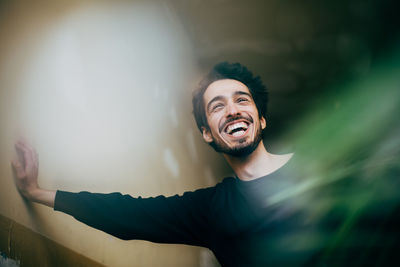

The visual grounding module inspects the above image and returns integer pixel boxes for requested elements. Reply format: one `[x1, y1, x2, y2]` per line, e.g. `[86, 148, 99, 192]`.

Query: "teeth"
[232, 130, 245, 137]
[226, 122, 248, 134]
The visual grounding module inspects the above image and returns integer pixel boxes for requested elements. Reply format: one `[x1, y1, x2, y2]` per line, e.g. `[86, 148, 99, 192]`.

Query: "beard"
[209, 122, 263, 157]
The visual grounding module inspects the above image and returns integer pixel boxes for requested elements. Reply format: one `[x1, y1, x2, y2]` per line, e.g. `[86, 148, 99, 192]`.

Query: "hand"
[12, 140, 40, 199]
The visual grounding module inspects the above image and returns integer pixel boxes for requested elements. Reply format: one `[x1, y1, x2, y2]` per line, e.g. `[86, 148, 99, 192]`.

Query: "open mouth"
[224, 121, 249, 137]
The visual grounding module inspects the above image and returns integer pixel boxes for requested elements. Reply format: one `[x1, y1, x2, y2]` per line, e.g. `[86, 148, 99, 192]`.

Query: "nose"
[225, 101, 240, 117]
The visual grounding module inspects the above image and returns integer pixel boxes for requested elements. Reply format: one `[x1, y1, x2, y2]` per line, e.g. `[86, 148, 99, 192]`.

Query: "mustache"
[219, 115, 253, 133]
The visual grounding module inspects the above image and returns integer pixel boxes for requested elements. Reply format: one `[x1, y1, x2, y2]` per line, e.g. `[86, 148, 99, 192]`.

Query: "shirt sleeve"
[54, 188, 214, 246]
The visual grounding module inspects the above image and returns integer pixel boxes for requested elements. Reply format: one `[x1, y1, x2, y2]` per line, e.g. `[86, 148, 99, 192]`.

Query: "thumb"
[12, 160, 25, 177]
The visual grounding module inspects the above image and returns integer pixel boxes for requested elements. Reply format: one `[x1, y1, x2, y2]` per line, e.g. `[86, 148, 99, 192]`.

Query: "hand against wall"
[12, 140, 40, 199]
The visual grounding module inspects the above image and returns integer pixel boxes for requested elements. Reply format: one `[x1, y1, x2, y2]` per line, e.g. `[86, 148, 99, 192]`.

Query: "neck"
[224, 140, 293, 181]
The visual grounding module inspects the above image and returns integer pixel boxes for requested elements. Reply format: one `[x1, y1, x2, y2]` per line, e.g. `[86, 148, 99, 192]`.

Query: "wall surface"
[0, 1, 226, 266]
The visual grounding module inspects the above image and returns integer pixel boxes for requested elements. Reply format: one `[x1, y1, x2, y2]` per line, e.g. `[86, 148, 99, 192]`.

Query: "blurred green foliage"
[268, 48, 400, 265]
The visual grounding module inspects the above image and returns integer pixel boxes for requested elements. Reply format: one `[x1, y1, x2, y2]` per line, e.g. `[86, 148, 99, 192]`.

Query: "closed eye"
[211, 103, 224, 112]
[237, 97, 249, 103]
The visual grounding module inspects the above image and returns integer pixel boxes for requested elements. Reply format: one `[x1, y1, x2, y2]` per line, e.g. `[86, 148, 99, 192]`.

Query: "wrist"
[24, 188, 56, 208]
[21, 187, 42, 201]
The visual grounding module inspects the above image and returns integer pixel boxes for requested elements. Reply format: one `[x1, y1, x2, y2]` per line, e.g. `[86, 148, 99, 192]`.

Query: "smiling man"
[12, 62, 299, 266]
[203, 79, 265, 157]
[193, 63, 293, 181]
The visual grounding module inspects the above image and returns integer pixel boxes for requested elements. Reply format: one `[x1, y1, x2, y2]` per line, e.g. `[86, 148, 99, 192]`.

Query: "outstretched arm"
[12, 140, 56, 208]
[11, 141, 213, 246]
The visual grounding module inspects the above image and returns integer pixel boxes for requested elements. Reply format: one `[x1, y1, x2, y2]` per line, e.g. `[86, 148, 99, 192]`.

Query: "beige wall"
[0, 1, 228, 266]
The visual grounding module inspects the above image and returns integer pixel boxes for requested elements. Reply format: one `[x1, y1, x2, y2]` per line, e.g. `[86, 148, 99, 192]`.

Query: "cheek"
[208, 114, 222, 130]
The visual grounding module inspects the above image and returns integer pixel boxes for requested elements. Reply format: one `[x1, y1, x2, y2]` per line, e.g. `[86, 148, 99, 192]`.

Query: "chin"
[226, 144, 259, 157]
[211, 137, 261, 157]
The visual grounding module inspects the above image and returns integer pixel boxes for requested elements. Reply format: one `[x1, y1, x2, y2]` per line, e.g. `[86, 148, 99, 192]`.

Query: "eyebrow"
[206, 90, 252, 113]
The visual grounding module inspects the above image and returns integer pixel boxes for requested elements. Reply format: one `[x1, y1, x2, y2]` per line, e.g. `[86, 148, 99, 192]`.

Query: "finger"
[21, 140, 34, 151]
[24, 148, 34, 174]
[15, 143, 26, 167]
[17, 138, 28, 149]
[27, 144, 35, 167]
[16, 142, 33, 173]
[33, 150, 39, 169]
[15, 142, 28, 162]
[20, 141, 37, 168]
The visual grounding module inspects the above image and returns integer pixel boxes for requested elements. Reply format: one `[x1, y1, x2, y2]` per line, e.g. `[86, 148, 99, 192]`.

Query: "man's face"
[202, 79, 266, 157]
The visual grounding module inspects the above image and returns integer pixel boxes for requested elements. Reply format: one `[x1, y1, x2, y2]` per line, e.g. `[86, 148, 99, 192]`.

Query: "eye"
[211, 103, 224, 112]
[237, 97, 249, 103]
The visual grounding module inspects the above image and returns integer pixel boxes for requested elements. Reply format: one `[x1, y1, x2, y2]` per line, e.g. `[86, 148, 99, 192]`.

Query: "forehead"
[203, 79, 251, 104]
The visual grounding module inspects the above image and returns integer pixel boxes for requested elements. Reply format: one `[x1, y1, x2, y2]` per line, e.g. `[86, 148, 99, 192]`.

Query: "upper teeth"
[226, 122, 248, 134]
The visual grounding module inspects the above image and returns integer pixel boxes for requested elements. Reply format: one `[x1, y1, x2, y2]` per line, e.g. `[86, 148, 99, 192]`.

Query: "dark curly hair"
[192, 62, 269, 132]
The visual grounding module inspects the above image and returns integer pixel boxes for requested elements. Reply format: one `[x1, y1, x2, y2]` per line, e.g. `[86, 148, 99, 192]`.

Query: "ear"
[201, 126, 213, 143]
[261, 116, 266, 130]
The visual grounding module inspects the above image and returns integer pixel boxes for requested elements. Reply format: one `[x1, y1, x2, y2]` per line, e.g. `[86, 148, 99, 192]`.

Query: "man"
[12, 62, 298, 266]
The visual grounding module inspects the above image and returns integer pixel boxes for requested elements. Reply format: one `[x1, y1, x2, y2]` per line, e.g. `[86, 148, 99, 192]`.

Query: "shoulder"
[185, 176, 236, 198]
[220, 176, 236, 186]
[214, 176, 237, 192]
[178, 176, 237, 205]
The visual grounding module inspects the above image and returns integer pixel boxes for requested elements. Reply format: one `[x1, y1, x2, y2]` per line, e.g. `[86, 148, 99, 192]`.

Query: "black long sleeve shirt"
[54, 160, 319, 266]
